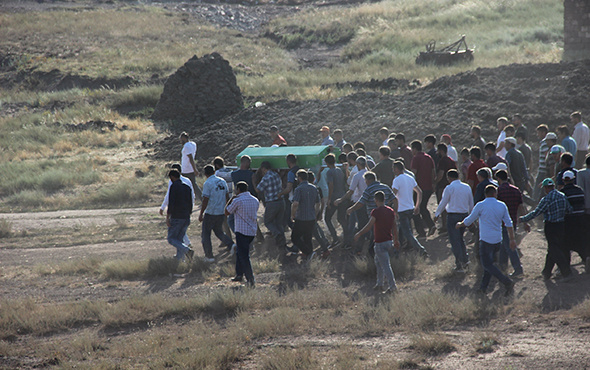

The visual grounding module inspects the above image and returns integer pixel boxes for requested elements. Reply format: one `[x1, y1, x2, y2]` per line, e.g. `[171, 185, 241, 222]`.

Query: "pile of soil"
[153, 59, 590, 165]
[151, 53, 243, 126]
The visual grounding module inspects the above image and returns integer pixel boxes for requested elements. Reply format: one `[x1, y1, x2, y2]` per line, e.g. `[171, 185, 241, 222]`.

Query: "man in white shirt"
[440, 134, 458, 163]
[160, 164, 195, 248]
[179, 132, 202, 201]
[571, 111, 589, 169]
[392, 160, 427, 255]
[496, 117, 508, 158]
[434, 169, 473, 272]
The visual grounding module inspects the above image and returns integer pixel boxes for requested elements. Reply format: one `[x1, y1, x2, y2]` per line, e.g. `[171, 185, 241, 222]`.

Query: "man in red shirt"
[467, 146, 488, 194]
[269, 125, 287, 146]
[410, 140, 436, 237]
[354, 191, 400, 294]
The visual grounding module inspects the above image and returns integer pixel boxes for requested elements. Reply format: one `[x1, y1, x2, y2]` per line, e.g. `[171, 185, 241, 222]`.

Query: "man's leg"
[182, 172, 202, 201]
[501, 225, 523, 274]
[420, 189, 435, 230]
[374, 241, 397, 290]
[313, 222, 330, 252]
[399, 210, 428, 255]
[480, 241, 512, 291]
[211, 214, 233, 248]
[447, 213, 468, 269]
[533, 171, 546, 203]
[168, 218, 190, 260]
[324, 202, 339, 242]
[236, 232, 255, 285]
[299, 220, 315, 256]
[264, 200, 286, 248]
[413, 192, 426, 236]
[201, 214, 215, 259]
[291, 220, 304, 252]
[544, 222, 572, 278]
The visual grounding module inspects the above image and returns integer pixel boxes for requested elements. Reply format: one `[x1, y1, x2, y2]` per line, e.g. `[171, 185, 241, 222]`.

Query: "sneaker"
[510, 270, 523, 277]
[504, 281, 515, 296]
[185, 248, 195, 263]
[454, 267, 466, 274]
[428, 226, 437, 236]
[307, 251, 316, 262]
[204, 257, 215, 263]
[542, 272, 552, 281]
[231, 276, 243, 282]
[286, 245, 299, 254]
[229, 244, 237, 257]
[382, 287, 397, 295]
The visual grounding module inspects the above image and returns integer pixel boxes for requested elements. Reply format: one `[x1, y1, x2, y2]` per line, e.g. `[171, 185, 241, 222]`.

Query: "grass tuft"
[0, 218, 12, 238]
[410, 333, 456, 356]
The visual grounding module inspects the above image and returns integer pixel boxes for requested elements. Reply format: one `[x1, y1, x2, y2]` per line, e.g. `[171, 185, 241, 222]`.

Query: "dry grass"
[410, 333, 456, 356]
[474, 332, 500, 354]
[0, 218, 12, 238]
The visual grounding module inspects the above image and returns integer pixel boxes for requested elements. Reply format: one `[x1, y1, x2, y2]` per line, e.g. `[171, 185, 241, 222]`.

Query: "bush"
[410, 333, 456, 356]
[0, 218, 12, 238]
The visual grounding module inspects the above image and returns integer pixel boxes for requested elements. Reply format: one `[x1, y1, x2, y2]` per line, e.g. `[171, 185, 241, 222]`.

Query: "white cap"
[492, 162, 508, 171]
[563, 170, 575, 180]
[545, 132, 557, 140]
[505, 137, 517, 145]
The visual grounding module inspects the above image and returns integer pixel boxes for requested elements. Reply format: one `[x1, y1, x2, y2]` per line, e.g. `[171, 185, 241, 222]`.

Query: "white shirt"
[347, 165, 358, 186]
[392, 173, 417, 212]
[434, 179, 473, 217]
[181, 141, 197, 174]
[447, 145, 458, 162]
[161, 175, 195, 210]
[463, 197, 513, 244]
[382, 139, 389, 147]
[349, 168, 368, 202]
[573, 121, 590, 151]
[497, 131, 507, 158]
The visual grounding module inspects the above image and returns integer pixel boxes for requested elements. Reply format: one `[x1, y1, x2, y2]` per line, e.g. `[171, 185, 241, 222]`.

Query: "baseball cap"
[492, 162, 508, 171]
[319, 125, 330, 132]
[563, 170, 575, 180]
[545, 132, 557, 140]
[442, 134, 452, 143]
[505, 137, 517, 145]
[549, 145, 565, 154]
[541, 178, 555, 187]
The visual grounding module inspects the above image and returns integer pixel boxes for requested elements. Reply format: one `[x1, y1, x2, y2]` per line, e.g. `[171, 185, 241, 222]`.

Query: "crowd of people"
[161, 112, 590, 294]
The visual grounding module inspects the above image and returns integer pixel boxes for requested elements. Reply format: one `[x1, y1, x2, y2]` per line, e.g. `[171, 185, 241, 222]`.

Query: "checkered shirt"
[497, 182, 523, 225]
[521, 189, 572, 223]
[257, 170, 282, 202]
[227, 192, 260, 236]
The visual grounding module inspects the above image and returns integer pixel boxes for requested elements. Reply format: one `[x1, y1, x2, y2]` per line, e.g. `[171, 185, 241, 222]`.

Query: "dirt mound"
[151, 53, 243, 126]
[321, 77, 421, 92]
[152, 60, 590, 165]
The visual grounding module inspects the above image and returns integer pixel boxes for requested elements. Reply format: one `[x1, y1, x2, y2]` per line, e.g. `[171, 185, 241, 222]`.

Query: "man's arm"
[347, 200, 364, 215]
[506, 226, 517, 250]
[434, 186, 450, 220]
[160, 181, 172, 215]
[435, 169, 444, 184]
[335, 189, 353, 206]
[392, 215, 400, 249]
[225, 195, 237, 216]
[278, 182, 293, 198]
[354, 216, 376, 241]
[199, 197, 209, 222]
[413, 185, 422, 215]
[188, 154, 199, 176]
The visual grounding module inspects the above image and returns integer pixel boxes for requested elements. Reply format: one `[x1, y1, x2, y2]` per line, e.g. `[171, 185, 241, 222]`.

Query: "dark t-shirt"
[411, 152, 435, 191]
[326, 167, 346, 201]
[231, 169, 257, 197]
[371, 205, 395, 243]
[373, 157, 395, 187]
[505, 148, 528, 187]
[436, 156, 457, 189]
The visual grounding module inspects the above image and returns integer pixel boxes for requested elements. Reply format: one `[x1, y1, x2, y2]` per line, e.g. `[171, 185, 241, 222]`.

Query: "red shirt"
[467, 159, 488, 194]
[371, 205, 395, 243]
[411, 152, 435, 191]
[272, 134, 287, 146]
[436, 155, 457, 189]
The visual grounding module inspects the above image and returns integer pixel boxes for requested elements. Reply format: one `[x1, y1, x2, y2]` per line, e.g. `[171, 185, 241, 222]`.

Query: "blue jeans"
[447, 213, 469, 268]
[168, 218, 191, 260]
[398, 210, 427, 254]
[480, 240, 512, 291]
[374, 240, 397, 289]
[499, 225, 523, 273]
[228, 213, 235, 233]
[202, 214, 233, 258]
[325, 201, 347, 242]
[235, 232, 255, 284]
[264, 200, 286, 248]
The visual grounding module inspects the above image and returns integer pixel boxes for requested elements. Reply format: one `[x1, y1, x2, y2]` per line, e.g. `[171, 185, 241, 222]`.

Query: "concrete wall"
[564, 0, 590, 60]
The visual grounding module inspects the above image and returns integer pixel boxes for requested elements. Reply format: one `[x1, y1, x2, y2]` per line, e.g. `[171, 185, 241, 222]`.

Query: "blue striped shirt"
[360, 181, 396, 215]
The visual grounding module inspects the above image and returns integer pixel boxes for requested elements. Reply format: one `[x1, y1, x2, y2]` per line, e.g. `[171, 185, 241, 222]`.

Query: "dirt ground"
[1, 204, 590, 369]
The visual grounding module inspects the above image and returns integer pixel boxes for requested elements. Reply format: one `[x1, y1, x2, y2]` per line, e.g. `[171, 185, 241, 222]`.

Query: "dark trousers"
[201, 214, 233, 258]
[413, 189, 435, 235]
[543, 221, 572, 277]
[291, 219, 315, 256]
[283, 198, 293, 229]
[499, 225, 523, 273]
[447, 213, 468, 268]
[325, 201, 347, 242]
[182, 172, 203, 201]
[235, 232, 255, 283]
[313, 222, 330, 251]
[565, 215, 588, 264]
[480, 241, 512, 291]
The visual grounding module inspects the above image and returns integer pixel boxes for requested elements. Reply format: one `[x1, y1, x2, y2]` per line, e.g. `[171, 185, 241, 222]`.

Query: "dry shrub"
[235, 307, 303, 339]
[100, 259, 149, 280]
[573, 296, 590, 320]
[0, 218, 12, 238]
[410, 333, 456, 356]
[474, 332, 500, 354]
[252, 258, 281, 274]
[38, 257, 104, 276]
[261, 345, 317, 370]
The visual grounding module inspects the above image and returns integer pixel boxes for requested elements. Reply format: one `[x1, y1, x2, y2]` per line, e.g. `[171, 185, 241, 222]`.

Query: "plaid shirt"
[360, 181, 396, 215]
[521, 189, 572, 223]
[257, 170, 282, 202]
[292, 181, 320, 221]
[226, 192, 260, 236]
[497, 182, 523, 226]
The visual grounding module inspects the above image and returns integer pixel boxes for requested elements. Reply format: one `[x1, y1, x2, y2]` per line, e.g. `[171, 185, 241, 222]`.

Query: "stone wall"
[564, 0, 590, 60]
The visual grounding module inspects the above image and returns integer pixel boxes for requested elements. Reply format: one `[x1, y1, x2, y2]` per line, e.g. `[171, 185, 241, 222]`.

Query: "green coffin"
[236, 146, 341, 169]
